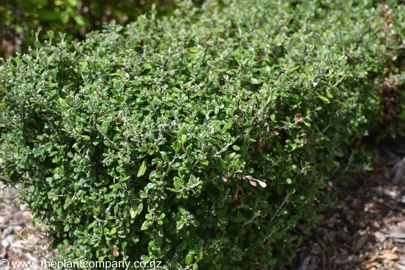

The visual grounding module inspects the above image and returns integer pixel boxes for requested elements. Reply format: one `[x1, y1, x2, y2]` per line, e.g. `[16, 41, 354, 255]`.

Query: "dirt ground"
[293, 138, 405, 270]
[0, 183, 55, 269]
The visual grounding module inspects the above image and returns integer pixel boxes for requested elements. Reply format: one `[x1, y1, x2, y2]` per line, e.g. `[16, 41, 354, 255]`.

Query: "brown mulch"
[293, 139, 405, 270]
[0, 183, 56, 269]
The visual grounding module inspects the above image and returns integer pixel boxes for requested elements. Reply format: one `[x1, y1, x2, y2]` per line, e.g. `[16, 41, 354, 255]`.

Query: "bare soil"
[0, 184, 56, 269]
[293, 138, 405, 270]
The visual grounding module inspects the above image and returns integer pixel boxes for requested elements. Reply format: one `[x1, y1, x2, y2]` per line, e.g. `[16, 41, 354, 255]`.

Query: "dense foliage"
[1, 0, 405, 269]
[0, 0, 194, 58]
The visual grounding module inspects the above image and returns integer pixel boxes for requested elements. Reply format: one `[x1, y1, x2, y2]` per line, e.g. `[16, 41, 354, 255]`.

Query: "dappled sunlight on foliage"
[1, 0, 405, 269]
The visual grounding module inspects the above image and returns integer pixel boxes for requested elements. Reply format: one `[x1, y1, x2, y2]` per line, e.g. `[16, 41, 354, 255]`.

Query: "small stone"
[354, 234, 369, 251]
[372, 220, 380, 229]
[1, 238, 9, 248]
[0, 216, 6, 224]
[0, 247, 5, 258]
[299, 256, 311, 270]
[310, 244, 322, 255]
[328, 231, 337, 242]
[375, 232, 386, 243]
[1, 227, 13, 238]
[13, 225, 23, 233]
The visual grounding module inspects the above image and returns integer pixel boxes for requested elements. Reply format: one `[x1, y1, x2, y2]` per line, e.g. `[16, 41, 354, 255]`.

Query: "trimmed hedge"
[1, 0, 404, 269]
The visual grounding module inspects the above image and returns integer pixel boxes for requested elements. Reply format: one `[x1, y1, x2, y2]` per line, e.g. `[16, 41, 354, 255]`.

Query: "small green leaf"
[326, 90, 333, 99]
[58, 98, 67, 107]
[141, 221, 150, 231]
[160, 151, 169, 162]
[176, 221, 184, 231]
[141, 255, 150, 262]
[316, 94, 329, 102]
[251, 78, 261, 84]
[200, 160, 209, 166]
[137, 161, 147, 177]
[138, 203, 144, 212]
[174, 177, 184, 190]
[186, 254, 193, 265]
[130, 208, 137, 219]
[288, 65, 300, 72]
[81, 135, 91, 141]
[68, 0, 78, 6]
[74, 15, 86, 26]
[101, 122, 109, 134]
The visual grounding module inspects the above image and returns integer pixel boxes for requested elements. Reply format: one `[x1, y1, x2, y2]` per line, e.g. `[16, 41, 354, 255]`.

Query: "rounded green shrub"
[0, 0, 404, 269]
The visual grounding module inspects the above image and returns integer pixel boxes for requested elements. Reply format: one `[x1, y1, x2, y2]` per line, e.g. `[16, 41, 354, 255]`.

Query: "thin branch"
[214, 138, 237, 156]
[344, 152, 354, 172]
[279, 116, 310, 130]
[95, 124, 119, 149]
[174, 182, 201, 194]
[264, 193, 291, 242]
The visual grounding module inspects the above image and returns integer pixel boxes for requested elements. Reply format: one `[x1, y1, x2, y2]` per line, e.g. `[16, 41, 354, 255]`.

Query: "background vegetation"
[0, 0, 208, 58]
[1, 0, 405, 269]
